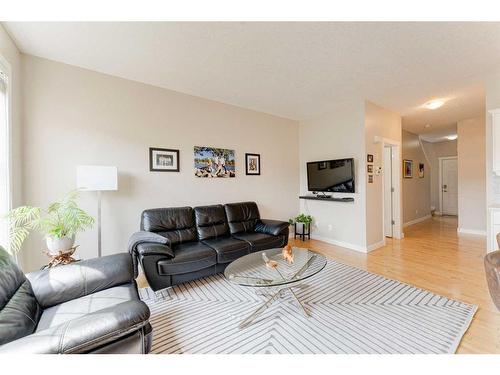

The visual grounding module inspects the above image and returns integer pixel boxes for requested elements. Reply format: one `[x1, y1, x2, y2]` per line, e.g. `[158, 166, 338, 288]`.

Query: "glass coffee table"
[224, 247, 327, 329]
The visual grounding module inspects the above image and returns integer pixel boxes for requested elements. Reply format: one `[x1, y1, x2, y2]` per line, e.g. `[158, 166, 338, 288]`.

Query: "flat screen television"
[306, 158, 355, 193]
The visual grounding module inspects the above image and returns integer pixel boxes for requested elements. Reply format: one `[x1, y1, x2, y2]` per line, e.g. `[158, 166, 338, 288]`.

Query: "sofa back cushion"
[194, 205, 229, 241]
[141, 207, 197, 245]
[0, 247, 42, 345]
[224, 202, 261, 234]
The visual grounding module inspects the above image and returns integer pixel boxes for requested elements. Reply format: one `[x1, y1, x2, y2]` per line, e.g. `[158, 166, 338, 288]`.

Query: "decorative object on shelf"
[367, 164, 373, 173]
[418, 163, 425, 178]
[403, 159, 413, 178]
[43, 245, 79, 268]
[289, 213, 312, 241]
[368, 174, 374, 183]
[77, 165, 118, 257]
[194, 146, 235, 178]
[367, 154, 374, 163]
[7, 190, 94, 255]
[149, 148, 180, 172]
[245, 153, 261, 175]
[282, 244, 294, 264]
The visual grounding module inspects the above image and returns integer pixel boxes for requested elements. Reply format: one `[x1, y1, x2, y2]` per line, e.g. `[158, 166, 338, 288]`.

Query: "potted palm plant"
[7, 190, 94, 255]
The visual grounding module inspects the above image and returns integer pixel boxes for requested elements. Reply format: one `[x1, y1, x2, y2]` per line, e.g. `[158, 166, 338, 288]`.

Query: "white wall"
[298, 98, 367, 251]
[364, 101, 402, 248]
[457, 116, 486, 234]
[20, 55, 300, 271]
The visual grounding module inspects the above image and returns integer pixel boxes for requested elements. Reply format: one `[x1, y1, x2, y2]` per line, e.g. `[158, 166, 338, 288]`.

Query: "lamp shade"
[77, 165, 118, 191]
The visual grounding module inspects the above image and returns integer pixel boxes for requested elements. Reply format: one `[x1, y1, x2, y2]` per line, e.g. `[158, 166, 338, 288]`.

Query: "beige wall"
[298, 99, 367, 251]
[402, 130, 431, 224]
[364, 101, 402, 247]
[421, 139, 457, 212]
[457, 117, 486, 233]
[20, 55, 300, 271]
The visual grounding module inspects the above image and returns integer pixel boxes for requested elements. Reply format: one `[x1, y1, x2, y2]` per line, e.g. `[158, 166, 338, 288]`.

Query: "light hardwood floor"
[289, 215, 500, 354]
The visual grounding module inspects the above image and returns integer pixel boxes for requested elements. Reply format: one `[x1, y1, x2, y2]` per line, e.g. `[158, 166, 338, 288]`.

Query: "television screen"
[307, 158, 355, 193]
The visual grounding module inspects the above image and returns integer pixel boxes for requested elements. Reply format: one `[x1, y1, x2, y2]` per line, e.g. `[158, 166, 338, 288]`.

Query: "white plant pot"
[46, 235, 75, 256]
[295, 222, 309, 234]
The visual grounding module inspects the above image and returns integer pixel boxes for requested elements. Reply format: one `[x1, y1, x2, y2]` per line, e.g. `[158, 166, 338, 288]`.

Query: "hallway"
[290, 216, 500, 353]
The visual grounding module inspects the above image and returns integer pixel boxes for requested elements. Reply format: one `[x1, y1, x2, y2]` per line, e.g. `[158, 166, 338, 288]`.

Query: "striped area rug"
[140, 260, 477, 354]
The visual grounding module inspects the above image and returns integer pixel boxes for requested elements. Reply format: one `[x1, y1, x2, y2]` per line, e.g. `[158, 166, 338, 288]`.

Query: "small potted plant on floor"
[289, 213, 313, 240]
[7, 190, 94, 255]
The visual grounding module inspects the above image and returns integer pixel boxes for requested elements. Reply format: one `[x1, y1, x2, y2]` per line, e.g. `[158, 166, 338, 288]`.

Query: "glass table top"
[224, 247, 327, 287]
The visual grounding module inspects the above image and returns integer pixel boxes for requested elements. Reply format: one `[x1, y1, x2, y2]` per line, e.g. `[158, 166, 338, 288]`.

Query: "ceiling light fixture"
[424, 124, 431, 128]
[446, 135, 458, 141]
[424, 99, 445, 110]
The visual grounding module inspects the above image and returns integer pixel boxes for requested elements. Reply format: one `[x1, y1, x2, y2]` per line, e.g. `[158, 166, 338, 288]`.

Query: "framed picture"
[367, 164, 374, 173]
[368, 174, 373, 183]
[245, 153, 261, 175]
[149, 148, 179, 172]
[367, 154, 374, 163]
[403, 159, 413, 178]
[418, 163, 424, 178]
[194, 146, 235, 178]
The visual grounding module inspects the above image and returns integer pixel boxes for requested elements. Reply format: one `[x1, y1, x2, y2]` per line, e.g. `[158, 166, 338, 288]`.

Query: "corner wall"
[457, 116, 486, 234]
[20, 55, 300, 271]
[298, 99, 367, 251]
[402, 130, 431, 225]
[364, 101, 402, 248]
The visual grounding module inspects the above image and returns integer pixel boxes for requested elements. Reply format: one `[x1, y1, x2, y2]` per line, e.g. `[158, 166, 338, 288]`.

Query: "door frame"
[438, 156, 458, 216]
[376, 136, 402, 240]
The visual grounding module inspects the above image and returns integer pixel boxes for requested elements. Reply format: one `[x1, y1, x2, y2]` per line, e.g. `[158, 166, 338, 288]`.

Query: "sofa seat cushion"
[232, 232, 285, 251]
[36, 283, 139, 332]
[202, 236, 250, 263]
[157, 242, 216, 276]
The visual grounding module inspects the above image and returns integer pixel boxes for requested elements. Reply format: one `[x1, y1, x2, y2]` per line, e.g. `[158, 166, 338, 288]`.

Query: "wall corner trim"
[457, 228, 487, 236]
[403, 214, 432, 228]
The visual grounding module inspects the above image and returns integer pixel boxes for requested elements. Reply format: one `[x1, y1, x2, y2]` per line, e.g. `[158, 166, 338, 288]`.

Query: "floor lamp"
[77, 166, 118, 257]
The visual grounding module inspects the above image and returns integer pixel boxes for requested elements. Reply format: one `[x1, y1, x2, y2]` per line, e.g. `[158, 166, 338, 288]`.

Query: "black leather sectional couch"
[131, 202, 289, 291]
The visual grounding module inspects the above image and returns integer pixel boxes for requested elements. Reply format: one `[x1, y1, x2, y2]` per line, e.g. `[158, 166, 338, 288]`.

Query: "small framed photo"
[367, 154, 374, 163]
[149, 148, 180, 172]
[245, 153, 261, 175]
[403, 159, 413, 178]
[368, 174, 374, 183]
[367, 165, 374, 173]
[418, 163, 424, 178]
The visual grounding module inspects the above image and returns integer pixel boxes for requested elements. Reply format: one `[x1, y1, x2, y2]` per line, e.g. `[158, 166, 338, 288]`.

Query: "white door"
[441, 158, 458, 216]
[384, 147, 393, 237]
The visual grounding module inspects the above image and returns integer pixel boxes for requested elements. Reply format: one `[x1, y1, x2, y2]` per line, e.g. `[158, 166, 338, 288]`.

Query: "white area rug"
[140, 260, 477, 354]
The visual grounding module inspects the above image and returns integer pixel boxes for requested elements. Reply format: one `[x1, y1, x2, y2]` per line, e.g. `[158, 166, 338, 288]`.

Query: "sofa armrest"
[0, 300, 150, 354]
[255, 219, 290, 236]
[136, 242, 174, 258]
[26, 253, 134, 309]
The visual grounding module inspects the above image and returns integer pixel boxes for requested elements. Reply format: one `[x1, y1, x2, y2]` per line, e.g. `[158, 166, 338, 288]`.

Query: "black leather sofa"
[132, 201, 289, 291]
[0, 246, 152, 354]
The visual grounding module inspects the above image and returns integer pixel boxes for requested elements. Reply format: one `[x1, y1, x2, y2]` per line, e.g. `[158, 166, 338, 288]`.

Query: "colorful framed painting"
[194, 146, 235, 178]
[245, 153, 261, 175]
[403, 159, 413, 178]
[418, 163, 424, 178]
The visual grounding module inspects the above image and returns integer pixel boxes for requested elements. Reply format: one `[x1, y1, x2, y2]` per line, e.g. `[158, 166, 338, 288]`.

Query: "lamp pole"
[97, 190, 102, 258]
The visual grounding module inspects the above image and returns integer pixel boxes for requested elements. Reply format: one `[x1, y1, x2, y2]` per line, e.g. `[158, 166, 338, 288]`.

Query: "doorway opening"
[384, 145, 397, 238]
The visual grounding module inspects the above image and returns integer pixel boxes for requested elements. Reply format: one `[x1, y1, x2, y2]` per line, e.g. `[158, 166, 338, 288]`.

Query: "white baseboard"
[457, 228, 487, 236]
[403, 214, 432, 228]
[290, 233, 385, 253]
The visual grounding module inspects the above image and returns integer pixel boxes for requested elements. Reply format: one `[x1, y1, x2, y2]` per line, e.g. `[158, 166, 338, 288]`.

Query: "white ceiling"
[3, 22, 497, 127]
